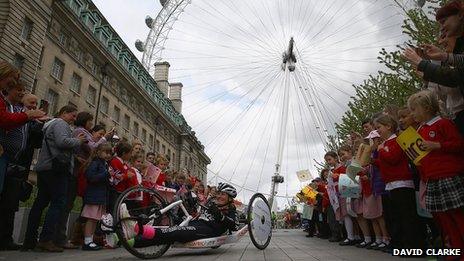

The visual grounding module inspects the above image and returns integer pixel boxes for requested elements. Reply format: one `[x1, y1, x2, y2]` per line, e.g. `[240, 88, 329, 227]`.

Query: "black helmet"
[217, 182, 237, 198]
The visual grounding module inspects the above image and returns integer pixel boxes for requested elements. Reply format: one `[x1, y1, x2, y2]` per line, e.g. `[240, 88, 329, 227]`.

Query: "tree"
[334, 1, 445, 138]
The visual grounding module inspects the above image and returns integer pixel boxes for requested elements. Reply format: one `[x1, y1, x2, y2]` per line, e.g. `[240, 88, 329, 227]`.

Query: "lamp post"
[95, 63, 109, 125]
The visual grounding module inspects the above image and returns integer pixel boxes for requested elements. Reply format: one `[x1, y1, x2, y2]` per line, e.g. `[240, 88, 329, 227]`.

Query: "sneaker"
[339, 239, 356, 246]
[120, 203, 137, 239]
[375, 242, 388, 251]
[35, 241, 63, 252]
[82, 242, 102, 251]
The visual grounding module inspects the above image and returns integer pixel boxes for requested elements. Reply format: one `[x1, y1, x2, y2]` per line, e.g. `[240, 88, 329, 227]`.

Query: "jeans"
[54, 175, 77, 246]
[0, 155, 8, 195]
[24, 170, 68, 244]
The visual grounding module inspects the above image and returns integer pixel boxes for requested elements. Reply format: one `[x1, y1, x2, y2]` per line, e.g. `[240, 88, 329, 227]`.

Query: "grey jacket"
[34, 118, 82, 174]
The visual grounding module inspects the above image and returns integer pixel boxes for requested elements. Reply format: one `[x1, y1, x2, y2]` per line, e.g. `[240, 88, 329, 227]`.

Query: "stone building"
[0, 0, 210, 181]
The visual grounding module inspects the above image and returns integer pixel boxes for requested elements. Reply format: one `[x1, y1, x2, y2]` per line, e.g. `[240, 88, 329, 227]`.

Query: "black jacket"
[418, 37, 464, 96]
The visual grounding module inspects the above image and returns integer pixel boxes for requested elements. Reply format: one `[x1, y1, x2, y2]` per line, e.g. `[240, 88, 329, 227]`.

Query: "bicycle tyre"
[114, 186, 173, 259]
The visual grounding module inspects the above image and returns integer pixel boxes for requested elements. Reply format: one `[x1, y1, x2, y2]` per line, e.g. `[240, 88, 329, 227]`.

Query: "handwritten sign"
[396, 127, 430, 165]
[296, 169, 312, 182]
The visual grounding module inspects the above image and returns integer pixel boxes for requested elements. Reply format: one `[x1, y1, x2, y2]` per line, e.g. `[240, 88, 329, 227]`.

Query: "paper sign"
[338, 174, 361, 198]
[327, 176, 339, 210]
[355, 143, 372, 166]
[396, 127, 430, 165]
[144, 163, 162, 184]
[296, 169, 312, 182]
[302, 186, 318, 204]
[302, 204, 314, 220]
[346, 160, 363, 182]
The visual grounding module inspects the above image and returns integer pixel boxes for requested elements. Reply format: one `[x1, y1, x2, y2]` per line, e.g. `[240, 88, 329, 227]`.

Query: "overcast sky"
[93, 0, 411, 209]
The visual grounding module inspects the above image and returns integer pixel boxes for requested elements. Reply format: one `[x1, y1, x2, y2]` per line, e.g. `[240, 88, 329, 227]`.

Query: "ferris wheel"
[134, 0, 421, 207]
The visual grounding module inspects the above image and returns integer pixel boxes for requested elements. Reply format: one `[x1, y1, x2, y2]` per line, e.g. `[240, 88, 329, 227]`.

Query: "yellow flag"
[396, 127, 430, 165]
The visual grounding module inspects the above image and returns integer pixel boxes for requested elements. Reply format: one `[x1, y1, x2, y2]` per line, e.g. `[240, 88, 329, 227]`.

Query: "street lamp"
[95, 63, 109, 125]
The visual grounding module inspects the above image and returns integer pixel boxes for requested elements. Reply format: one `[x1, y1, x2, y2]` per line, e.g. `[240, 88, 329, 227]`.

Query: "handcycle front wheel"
[247, 193, 272, 250]
[114, 186, 173, 259]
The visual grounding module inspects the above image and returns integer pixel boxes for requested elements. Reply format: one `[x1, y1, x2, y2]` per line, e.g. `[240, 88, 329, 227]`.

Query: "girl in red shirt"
[374, 114, 425, 251]
[409, 90, 464, 251]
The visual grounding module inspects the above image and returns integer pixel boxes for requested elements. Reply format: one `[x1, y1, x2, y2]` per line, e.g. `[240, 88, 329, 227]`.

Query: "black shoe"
[82, 242, 102, 251]
[381, 244, 393, 253]
[339, 239, 356, 246]
[0, 242, 22, 251]
[356, 241, 370, 248]
[328, 237, 340, 242]
[366, 242, 378, 250]
[305, 234, 314, 238]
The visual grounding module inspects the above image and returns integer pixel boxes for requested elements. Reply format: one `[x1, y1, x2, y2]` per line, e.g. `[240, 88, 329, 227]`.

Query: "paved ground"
[0, 230, 410, 261]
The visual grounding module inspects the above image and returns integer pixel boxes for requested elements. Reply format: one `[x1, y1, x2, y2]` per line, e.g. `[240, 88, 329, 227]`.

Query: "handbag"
[5, 164, 33, 202]
[44, 136, 71, 171]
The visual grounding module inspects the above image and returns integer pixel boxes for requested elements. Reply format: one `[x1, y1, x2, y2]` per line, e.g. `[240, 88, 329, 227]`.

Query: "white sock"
[383, 237, 390, 245]
[376, 238, 382, 244]
[364, 236, 371, 243]
[344, 216, 354, 240]
[84, 236, 93, 245]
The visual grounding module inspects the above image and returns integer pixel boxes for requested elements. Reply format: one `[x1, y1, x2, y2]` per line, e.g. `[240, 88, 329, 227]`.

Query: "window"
[142, 129, 147, 142]
[46, 89, 59, 115]
[113, 106, 120, 122]
[51, 58, 65, 81]
[70, 0, 83, 14]
[91, 62, 98, 75]
[133, 122, 139, 137]
[86, 17, 95, 30]
[149, 134, 154, 149]
[167, 149, 171, 160]
[161, 144, 166, 154]
[155, 140, 160, 152]
[123, 114, 130, 130]
[13, 54, 25, 71]
[58, 31, 67, 46]
[20, 17, 33, 40]
[172, 153, 175, 166]
[70, 73, 82, 93]
[100, 96, 109, 114]
[75, 48, 83, 62]
[86, 85, 97, 105]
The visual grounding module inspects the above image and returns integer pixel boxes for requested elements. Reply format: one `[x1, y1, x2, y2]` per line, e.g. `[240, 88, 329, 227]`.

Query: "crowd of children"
[299, 89, 464, 259]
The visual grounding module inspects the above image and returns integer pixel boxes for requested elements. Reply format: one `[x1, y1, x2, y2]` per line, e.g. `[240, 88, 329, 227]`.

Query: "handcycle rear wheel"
[247, 193, 272, 250]
[114, 186, 173, 259]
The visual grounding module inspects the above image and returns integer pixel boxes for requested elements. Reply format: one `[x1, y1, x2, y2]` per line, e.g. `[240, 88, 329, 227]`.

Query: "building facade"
[0, 0, 210, 181]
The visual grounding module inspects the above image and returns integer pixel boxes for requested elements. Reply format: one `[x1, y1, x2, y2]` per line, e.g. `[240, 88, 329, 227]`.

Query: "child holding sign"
[408, 90, 464, 251]
[339, 145, 373, 248]
[324, 152, 343, 243]
[373, 115, 425, 251]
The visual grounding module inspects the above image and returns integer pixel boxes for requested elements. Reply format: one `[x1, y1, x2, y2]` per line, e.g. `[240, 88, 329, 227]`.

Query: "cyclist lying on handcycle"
[121, 182, 239, 245]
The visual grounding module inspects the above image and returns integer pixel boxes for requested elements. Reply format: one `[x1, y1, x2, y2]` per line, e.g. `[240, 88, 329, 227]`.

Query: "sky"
[93, 0, 413, 209]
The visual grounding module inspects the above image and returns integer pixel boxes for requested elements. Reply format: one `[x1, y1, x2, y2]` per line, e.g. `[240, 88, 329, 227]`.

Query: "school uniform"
[417, 116, 464, 250]
[376, 134, 425, 250]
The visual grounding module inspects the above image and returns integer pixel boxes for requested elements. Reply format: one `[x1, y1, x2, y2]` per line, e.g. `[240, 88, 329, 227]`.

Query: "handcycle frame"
[114, 186, 272, 259]
[147, 198, 250, 249]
